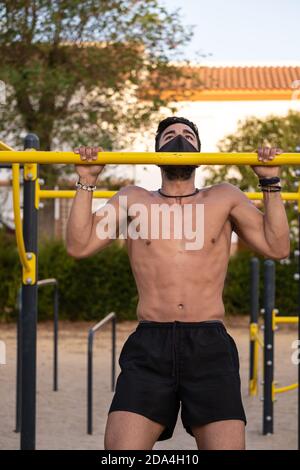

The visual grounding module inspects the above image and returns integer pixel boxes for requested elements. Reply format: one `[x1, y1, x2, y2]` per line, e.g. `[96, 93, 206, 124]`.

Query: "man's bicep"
[93, 193, 128, 241]
[228, 189, 273, 257]
[230, 196, 264, 236]
[79, 192, 128, 257]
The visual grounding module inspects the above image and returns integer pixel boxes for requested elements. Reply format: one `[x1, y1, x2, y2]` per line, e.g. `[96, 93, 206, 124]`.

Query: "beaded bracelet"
[75, 180, 97, 192]
[261, 186, 282, 192]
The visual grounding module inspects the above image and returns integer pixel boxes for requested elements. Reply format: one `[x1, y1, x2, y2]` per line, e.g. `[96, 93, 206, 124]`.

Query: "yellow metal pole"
[249, 322, 259, 396]
[0, 151, 300, 165]
[37, 190, 300, 200]
[274, 316, 299, 324]
[2, 139, 31, 272]
[39, 190, 117, 199]
[3, 140, 36, 280]
[0, 140, 14, 151]
[253, 338, 259, 394]
[275, 383, 298, 394]
[249, 338, 259, 396]
[246, 192, 300, 200]
[12, 164, 31, 272]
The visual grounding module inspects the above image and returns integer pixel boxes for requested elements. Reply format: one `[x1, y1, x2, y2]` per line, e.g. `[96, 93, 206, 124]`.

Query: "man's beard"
[160, 165, 197, 181]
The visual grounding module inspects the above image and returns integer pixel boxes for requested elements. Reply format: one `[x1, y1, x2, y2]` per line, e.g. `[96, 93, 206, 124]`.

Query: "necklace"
[158, 188, 200, 198]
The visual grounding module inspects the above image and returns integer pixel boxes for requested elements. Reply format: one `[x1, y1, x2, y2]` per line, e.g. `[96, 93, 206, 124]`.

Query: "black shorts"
[108, 320, 247, 441]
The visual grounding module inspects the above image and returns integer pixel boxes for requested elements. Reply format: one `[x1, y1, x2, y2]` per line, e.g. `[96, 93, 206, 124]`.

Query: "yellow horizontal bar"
[40, 190, 117, 199]
[246, 192, 300, 201]
[275, 383, 298, 394]
[1, 151, 300, 165]
[39, 189, 300, 201]
[274, 316, 299, 324]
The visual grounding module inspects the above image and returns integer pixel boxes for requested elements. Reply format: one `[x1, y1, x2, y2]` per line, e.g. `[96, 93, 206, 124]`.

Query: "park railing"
[263, 261, 299, 434]
[249, 256, 299, 435]
[37, 279, 59, 392]
[87, 312, 116, 435]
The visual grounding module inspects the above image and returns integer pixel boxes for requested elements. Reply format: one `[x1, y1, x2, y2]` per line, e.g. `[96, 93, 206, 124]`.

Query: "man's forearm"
[66, 176, 97, 254]
[263, 189, 290, 257]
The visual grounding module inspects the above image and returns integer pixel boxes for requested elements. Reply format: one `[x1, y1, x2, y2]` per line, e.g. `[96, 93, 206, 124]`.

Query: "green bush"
[0, 228, 298, 322]
[37, 239, 138, 321]
[224, 248, 298, 316]
[0, 229, 21, 322]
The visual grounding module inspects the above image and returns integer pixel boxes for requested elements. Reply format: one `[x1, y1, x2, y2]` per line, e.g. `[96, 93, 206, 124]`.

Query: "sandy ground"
[0, 318, 298, 450]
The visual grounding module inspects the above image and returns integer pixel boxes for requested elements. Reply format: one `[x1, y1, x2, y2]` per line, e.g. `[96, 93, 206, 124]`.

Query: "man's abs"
[124, 185, 234, 322]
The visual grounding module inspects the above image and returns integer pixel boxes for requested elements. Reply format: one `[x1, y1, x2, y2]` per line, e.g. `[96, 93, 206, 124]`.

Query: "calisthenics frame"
[0, 134, 299, 450]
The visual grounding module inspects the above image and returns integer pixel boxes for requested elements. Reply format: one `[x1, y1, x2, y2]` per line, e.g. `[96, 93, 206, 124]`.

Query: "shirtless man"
[66, 116, 290, 450]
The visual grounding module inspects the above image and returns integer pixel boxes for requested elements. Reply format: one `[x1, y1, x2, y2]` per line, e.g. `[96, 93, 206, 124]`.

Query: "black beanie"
[155, 116, 201, 152]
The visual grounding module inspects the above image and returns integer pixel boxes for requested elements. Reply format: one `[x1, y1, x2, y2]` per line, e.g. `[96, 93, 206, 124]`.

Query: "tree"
[202, 110, 300, 244]
[0, 0, 197, 185]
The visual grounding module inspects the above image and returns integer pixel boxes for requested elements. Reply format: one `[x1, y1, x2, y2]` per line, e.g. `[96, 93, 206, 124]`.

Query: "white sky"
[162, 0, 300, 64]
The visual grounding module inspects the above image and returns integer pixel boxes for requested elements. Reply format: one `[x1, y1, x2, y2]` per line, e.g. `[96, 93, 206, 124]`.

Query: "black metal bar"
[36, 279, 59, 391]
[20, 133, 40, 450]
[112, 316, 116, 392]
[298, 212, 300, 450]
[249, 257, 259, 390]
[293, 155, 300, 450]
[87, 330, 93, 435]
[87, 312, 116, 435]
[263, 259, 275, 435]
[15, 279, 59, 433]
[53, 284, 59, 392]
[15, 286, 22, 433]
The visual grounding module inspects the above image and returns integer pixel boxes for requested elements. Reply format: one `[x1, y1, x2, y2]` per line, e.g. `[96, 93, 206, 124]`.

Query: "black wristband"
[258, 176, 281, 187]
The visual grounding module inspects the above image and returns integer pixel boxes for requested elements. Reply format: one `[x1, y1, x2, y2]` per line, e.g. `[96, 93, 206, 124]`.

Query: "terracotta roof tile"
[156, 66, 300, 91]
[191, 66, 300, 90]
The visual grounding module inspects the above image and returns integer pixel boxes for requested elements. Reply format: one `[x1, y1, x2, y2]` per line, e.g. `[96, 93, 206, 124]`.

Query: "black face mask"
[158, 135, 199, 181]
